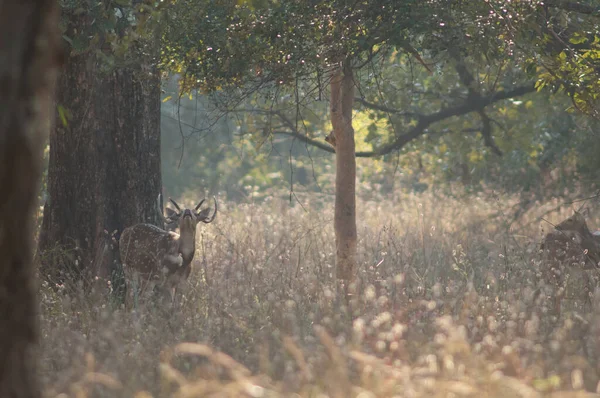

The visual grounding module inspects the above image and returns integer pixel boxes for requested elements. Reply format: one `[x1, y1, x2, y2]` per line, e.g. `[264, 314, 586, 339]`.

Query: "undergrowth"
[39, 189, 600, 397]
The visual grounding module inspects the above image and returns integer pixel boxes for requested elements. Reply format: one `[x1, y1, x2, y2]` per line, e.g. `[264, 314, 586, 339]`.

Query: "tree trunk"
[0, 0, 61, 396]
[330, 63, 357, 289]
[37, 7, 162, 296]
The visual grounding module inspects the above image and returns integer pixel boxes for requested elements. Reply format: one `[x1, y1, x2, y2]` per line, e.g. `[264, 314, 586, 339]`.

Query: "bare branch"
[241, 82, 536, 158]
[353, 46, 383, 70]
[272, 130, 335, 153]
[450, 51, 478, 98]
[354, 97, 421, 119]
[479, 110, 503, 156]
[361, 83, 536, 157]
[545, 0, 600, 15]
[451, 51, 503, 156]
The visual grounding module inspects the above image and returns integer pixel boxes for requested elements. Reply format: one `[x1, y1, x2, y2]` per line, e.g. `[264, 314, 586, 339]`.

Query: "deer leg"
[123, 272, 130, 310]
[125, 270, 137, 311]
[146, 279, 159, 306]
[170, 285, 178, 308]
[554, 288, 564, 318]
[151, 284, 167, 309]
[160, 256, 183, 309]
[134, 272, 156, 310]
[132, 273, 140, 311]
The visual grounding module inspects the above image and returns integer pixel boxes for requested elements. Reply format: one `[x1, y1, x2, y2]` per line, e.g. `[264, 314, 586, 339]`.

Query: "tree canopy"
[158, 0, 599, 151]
[50, 0, 600, 203]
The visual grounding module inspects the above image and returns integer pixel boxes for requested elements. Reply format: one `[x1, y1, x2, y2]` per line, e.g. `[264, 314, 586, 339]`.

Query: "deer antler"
[168, 198, 182, 215]
[194, 199, 206, 212]
[200, 196, 218, 224]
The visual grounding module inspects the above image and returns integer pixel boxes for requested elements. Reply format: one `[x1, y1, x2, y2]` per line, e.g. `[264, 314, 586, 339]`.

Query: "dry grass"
[39, 189, 600, 397]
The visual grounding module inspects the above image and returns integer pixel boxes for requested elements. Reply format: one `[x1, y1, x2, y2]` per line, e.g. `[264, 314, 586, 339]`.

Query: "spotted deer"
[119, 194, 217, 308]
[540, 211, 600, 316]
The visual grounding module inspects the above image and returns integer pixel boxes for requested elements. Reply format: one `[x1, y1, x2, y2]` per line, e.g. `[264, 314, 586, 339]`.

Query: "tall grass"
[39, 189, 600, 397]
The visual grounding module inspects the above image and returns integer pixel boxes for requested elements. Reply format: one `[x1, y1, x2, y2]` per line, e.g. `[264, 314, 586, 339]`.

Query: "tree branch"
[545, 0, 600, 16]
[451, 51, 503, 156]
[234, 83, 536, 158]
[361, 83, 536, 157]
[271, 130, 335, 153]
[478, 110, 502, 156]
[354, 97, 422, 119]
[426, 84, 536, 123]
[449, 48, 478, 99]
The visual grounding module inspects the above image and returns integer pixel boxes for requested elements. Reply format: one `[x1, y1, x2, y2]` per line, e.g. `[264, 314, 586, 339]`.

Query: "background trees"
[157, 0, 599, 286]
[37, 1, 164, 294]
[30, 0, 600, 395]
[35, 0, 599, 293]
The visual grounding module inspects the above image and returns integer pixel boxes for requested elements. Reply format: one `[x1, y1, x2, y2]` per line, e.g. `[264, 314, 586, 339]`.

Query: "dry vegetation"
[39, 188, 600, 397]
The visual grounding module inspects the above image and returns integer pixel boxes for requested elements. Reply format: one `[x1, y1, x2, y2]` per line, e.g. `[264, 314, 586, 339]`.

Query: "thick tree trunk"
[37, 9, 162, 295]
[330, 63, 357, 289]
[0, 0, 61, 396]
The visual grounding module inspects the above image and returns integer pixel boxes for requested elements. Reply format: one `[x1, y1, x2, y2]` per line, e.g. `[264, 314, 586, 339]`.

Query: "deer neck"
[178, 227, 196, 265]
[580, 223, 591, 236]
[571, 221, 592, 236]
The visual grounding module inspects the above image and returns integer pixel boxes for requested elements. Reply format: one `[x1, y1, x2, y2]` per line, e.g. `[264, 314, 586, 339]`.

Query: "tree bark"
[0, 0, 61, 396]
[36, 5, 162, 295]
[330, 63, 357, 289]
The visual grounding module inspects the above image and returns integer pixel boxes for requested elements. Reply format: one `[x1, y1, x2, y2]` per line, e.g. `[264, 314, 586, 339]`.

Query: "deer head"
[119, 194, 217, 309]
[555, 210, 591, 236]
[157, 195, 216, 241]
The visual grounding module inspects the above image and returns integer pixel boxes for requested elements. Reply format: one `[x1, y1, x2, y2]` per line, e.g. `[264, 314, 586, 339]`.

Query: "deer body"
[540, 211, 600, 316]
[119, 195, 217, 308]
[548, 211, 600, 267]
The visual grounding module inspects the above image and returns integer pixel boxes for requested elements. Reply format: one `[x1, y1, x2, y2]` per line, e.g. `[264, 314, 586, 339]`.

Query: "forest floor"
[38, 189, 600, 397]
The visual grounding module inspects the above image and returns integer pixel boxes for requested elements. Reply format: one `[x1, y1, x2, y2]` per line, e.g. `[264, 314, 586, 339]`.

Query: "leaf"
[57, 105, 71, 128]
[534, 80, 546, 91]
[71, 35, 89, 53]
[162, 96, 173, 103]
[569, 33, 587, 45]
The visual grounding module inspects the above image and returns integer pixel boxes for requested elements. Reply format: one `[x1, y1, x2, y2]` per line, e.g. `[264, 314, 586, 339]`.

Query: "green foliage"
[57, 0, 600, 200]
[160, 0, 447, 94]
[527, 5, 600, 117]
[59, 0, 164, 72]
[160, 62, 600, 202]
[536, 33, 600, 116]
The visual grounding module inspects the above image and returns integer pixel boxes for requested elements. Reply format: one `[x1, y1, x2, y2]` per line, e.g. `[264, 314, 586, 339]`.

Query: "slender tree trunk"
[330, 63, 357, 289]
[0, 0, 61, 396]
[36, 6, 162, 297]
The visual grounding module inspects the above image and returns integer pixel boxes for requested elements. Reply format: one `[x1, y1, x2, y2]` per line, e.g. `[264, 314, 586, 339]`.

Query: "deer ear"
[575, 203, 590, 216]
[197, 207, 212, 220]
[165, 207, 178, 219]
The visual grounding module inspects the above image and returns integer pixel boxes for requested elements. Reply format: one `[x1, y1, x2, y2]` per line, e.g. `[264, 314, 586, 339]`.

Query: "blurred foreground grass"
[39, 189, 600, 397]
